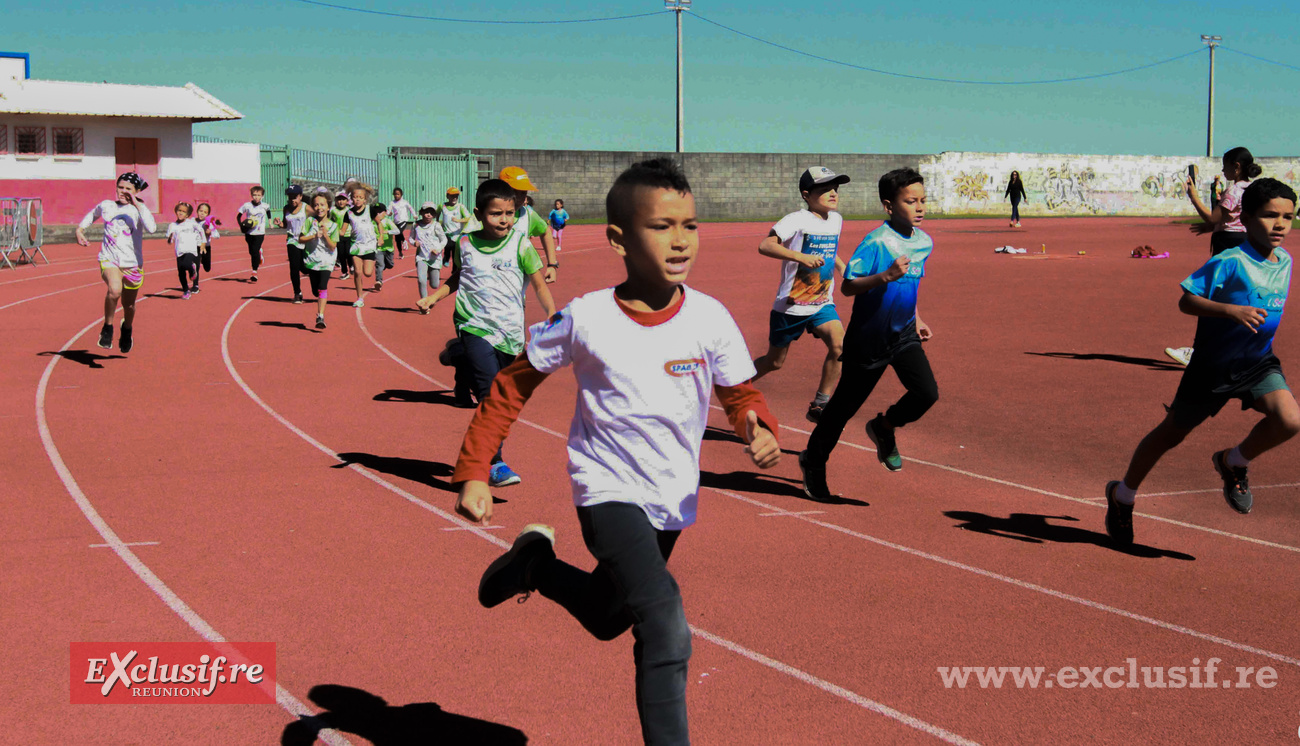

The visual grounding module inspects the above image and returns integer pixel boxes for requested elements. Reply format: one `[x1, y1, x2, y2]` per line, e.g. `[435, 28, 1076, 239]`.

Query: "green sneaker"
[865, 414, 903, 471]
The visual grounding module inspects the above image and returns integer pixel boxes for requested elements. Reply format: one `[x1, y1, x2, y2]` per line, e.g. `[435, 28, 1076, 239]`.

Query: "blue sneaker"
[489, 462, 522, 488]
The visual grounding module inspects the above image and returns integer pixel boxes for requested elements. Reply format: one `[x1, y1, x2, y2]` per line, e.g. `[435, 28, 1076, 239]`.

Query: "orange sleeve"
[452, 356, 550, 484]
[714, 382, 779, 442]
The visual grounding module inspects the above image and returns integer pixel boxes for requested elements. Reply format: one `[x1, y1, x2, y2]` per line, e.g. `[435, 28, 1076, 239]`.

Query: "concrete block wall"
[393, 146, 1300, 221]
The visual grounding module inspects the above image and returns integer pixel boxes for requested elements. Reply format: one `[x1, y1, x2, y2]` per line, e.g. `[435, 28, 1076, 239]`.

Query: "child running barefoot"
[166, 202, 205, 300]
[236, 185, 271, 283]
[547, 198, 569, 251]
[342, 186, 378, 307]
[1105, 180, 1298, 545]
[195, 202, 220, 291]
[409, 202, 447, 313]
[799, 168, 939, 500]
[300, 193, 339, 330]
[1166, 146, 1264, 367]
[751, 166, 850, 422]
[417, 178, 557, 487]
[76, 172, 156, 354]
[453, 159, 780, 744]
[371, 203, 397, 292]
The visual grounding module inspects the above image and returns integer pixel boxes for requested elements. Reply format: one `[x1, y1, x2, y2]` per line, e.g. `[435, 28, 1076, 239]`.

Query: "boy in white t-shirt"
[166, 202, 206, 300]
[451, 159, 780, 744]
[752, 166, 850, 422]
[236, 185, 271, 283]
[408, 202, 448, 310]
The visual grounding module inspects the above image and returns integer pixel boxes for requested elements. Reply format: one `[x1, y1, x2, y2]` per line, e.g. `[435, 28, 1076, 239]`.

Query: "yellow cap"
[446, 187, 460, 195]
[499, 166, 538, 191]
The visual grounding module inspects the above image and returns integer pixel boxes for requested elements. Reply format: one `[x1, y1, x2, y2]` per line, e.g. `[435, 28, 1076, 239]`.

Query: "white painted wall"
[192, 141, 259, 184]
[0, 115, 191, 179]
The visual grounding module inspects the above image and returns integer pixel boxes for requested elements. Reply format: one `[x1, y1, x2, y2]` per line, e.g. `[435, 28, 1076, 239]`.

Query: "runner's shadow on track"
[944, 510, 1195, 560]
[702, 426, 800, 456]
[244, 295, 356, 307]
[281, 684, 527, 746]
[374, 389, 470, 408]
[258, 320, 318, 333]
[700, 469, 869, 507]
[37, 349, 125, 369]
[374, 306, 422, 314]
[1025, 351, 1184, 372]
[333, 451, 459, 494]
[142, 291, 185, 299]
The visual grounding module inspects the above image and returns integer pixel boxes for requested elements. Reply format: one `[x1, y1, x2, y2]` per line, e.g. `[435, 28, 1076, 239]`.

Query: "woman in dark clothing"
[1005, 171, 1028, 227]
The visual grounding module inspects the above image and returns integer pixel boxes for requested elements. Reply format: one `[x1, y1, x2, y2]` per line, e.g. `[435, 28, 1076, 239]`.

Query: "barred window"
[0, 125, 7, 154]
[53, 127, 84, 156]
[16, 126, 45, 155]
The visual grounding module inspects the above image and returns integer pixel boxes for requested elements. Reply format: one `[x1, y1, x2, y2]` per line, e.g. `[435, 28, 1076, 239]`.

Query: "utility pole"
[666, 0, 691, 153]
[1201, 35, 1221, 157]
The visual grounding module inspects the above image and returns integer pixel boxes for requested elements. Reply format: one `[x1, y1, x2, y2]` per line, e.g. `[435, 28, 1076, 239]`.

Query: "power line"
[690, 13, 1204, 85]
[282, 0, 670, 24]
[1220, 46, 1300, 73]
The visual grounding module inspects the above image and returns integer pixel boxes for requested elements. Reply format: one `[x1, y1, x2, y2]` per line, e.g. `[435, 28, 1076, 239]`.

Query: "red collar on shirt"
[614, 288, 686, 327]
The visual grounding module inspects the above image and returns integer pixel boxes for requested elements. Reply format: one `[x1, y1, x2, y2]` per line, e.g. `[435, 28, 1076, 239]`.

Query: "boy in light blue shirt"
[1106, 179, 1299, 545]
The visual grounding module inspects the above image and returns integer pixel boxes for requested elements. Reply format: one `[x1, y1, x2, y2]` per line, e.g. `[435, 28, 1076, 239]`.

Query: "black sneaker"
[249, 273, 258, 283]
[798, 451, 833, 502]
[118, 326, 133, 354]
[865, 414, 903, 471]
[1104, 480, 1134, 546]
[315, 315, 326, 330]
[191, 284, 200, 293]
[97, 324, 113, 350]
[1212, 450, 1253, 514]
[373, 281, 383, 293]
[806, 401, 825, 423]
[293, 293, 304, 304]
[478, 524, 555, 608]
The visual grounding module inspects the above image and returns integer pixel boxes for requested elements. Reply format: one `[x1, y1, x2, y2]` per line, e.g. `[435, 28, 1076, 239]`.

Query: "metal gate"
[259, 144, 292, 213]
[0, 197, 47, 269]
[377, 152, 488, 211]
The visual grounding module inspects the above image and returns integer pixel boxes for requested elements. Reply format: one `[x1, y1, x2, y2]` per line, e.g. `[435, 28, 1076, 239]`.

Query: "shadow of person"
[281, 684, 527, 746]
[374, 306, 421, 314]
[944, 510, 1195, 560]
[333, 452, 456, 492]
[37, 349, 125, 369]
[1025, 351, 1184, 372]
[258, 320, 315, 332]
[374, 389, 464, 407]
[700, 469, 869, 507]
[702, 425, 800, 456]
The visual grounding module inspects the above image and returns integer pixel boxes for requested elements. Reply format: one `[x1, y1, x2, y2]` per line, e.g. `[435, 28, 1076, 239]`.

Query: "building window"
[0, 125, 7, 155]
[15, 126, 45, 155]
[53, 127, 84, 156]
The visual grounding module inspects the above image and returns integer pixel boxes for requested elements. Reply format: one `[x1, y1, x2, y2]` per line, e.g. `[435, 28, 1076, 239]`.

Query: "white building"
[0, 52, 259, 226]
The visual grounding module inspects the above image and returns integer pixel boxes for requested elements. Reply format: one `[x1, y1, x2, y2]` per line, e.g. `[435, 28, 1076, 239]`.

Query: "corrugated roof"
[0, 79, 241, 122]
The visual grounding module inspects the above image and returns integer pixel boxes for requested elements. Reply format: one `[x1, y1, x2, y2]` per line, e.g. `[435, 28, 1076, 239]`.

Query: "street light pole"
[666, 0, 691, 153]
[1201, 35, 1221, 157]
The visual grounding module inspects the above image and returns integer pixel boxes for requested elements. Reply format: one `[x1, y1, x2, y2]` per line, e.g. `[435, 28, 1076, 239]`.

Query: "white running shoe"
[352, 298, 365, 308]
[1164, 346, 1193, 367]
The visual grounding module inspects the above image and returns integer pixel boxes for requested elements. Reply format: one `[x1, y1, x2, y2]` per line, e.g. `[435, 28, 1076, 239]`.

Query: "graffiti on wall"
[1041, 165, 1098, 212]
[953, 170, 991, 202]
[1141, 169, 1190, 199]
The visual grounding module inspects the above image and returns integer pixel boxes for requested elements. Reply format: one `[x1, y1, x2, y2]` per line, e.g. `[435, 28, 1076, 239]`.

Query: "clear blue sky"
[5, 0, 1298, 158]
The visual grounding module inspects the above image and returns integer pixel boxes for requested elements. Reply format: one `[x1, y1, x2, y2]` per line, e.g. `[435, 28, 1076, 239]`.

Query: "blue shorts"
[768, 305, 840, 347]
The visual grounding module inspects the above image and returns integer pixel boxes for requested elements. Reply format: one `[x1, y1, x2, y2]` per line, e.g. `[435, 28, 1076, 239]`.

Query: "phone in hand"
[1187, 164, 1199, 183]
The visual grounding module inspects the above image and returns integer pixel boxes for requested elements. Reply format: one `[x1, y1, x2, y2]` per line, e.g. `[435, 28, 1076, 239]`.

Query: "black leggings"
[286, 246, 305, 296]
[535, 502, 691, 746]
[245, 234, 265, 271]
[200, 245, 212, 272]
[307, 268, 331, 299]
[805, 343, 939, 465]
[1011, 199, 1021, 223]
[176, 254, 199, 290]
[394, 221, 410, 254]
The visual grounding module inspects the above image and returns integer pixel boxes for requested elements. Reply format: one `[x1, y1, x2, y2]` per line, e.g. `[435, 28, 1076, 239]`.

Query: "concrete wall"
[393, 146, 923, 221]
[393, 146, 1300, 221]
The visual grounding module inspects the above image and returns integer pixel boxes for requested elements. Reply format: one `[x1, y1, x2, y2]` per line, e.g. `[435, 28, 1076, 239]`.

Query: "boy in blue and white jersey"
[1105, 179, 1299, 544]
[799, 168, 938, 500]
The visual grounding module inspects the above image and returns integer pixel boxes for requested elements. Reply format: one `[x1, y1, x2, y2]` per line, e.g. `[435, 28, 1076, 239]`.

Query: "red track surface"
[4, 218, 1298, 744]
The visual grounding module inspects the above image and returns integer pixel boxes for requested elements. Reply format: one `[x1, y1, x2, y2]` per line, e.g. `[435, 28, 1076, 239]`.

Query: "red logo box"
[71, 642, 276, 704]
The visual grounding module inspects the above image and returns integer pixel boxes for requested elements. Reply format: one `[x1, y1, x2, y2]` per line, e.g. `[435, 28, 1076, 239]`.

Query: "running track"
[3, 219, 1298, 744]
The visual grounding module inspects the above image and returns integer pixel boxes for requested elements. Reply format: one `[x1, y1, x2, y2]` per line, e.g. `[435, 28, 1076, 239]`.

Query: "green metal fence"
[259, 145, 292, 213]
[378, 151, 488, 212]
[293, 148, 378, 187]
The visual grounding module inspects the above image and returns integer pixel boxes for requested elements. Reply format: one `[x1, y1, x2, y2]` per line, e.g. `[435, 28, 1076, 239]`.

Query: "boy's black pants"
[245, 234, 264, 271]
[535, 502, 691, 746]
[460, 332, 514, 464]
[805, 343, 939, 465]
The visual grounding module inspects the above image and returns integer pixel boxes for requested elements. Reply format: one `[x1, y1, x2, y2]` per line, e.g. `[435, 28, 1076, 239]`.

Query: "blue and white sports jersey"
[841, 222, 932, 364]
[1181, 242, 1291, 376]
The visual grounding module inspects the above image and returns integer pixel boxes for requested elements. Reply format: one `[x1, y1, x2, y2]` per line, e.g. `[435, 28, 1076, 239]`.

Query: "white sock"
[813, 392, 830, 406]
[1225, 446, 1250, 469]
[1114, 482, 1137, 505]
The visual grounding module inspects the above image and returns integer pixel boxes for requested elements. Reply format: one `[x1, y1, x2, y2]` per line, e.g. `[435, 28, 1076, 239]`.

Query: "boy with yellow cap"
[499, 166, 559, 284]
[438, 187, 472, 264]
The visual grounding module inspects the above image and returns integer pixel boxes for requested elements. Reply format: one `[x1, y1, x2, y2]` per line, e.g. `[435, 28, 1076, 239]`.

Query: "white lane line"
[34, 264, 346, 745]
[359, 321, 1300, 671]
[0, 257, 246, 312]
[1141, 482, 1300, 498]
[90, 541, 160, 548]
[442, 525, 504, 532]
[758, 510, 826, 517]
[223, 282, 979, 745]
[717, 406, 1300, 554]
